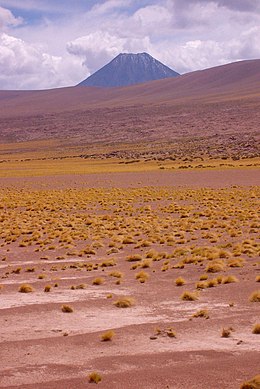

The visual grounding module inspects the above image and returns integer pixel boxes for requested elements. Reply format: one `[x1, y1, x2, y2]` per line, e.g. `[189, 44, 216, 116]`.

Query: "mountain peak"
[78, 52, 179, 88]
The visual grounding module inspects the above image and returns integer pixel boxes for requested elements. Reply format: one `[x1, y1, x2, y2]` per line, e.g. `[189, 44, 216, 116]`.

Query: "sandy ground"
[1, 168, 259, 189]
[0, 168, 259, 389]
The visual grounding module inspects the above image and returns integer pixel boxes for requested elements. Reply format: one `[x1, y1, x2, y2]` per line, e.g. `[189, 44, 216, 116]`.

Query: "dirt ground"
[0, 168, 259, 389]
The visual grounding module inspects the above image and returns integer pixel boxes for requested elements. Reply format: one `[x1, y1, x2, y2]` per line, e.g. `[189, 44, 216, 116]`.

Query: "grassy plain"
[0, 159, 259, 388]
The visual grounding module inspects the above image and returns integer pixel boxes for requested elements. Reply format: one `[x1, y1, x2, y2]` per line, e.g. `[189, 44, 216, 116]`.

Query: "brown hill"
[0, 59, 259, 161]
[0, 59, 259, 116]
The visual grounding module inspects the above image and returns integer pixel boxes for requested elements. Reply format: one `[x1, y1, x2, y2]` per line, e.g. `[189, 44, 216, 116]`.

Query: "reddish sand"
[0, 168, 259, 189]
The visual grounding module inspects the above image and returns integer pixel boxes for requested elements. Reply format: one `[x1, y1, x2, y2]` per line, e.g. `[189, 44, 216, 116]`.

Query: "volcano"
[78, 52, 180, 87]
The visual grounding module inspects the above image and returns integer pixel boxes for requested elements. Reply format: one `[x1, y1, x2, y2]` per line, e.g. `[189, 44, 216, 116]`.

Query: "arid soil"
[0, 169, 259, 389]
[0, 59, 259, 388]
[0, 59, 259, 164]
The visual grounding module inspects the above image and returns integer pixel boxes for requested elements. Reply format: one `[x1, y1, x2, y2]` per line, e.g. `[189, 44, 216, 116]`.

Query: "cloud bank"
[0, 0, 260, 89]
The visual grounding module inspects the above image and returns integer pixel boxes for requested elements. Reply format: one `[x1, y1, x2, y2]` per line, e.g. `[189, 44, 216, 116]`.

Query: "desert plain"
[0, 60, 260, 389]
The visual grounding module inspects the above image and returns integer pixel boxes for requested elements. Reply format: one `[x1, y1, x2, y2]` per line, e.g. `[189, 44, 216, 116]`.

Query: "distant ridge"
[78, 52, 180, 87]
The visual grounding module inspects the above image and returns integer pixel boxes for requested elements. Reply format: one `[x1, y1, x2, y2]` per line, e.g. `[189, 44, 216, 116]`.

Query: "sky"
[0, 0, 259, 90]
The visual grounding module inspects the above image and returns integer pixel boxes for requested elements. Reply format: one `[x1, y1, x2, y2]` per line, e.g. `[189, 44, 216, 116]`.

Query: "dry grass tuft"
[140, 259, 152, 268]
[126, 254, 142, 262]
[61, 304, 73, 313]
[135, 270, 149, 283]
[109, 271, 123, 278]
[92, 277, 104, 285]
[181, 291, 198, 301]
[222, 275, 238, 284]
[114, 297, 135, 308]
[19, 284, 34, 293]
[166, 328, 177, 338]
[100, 259, 116, 267]
[196, 281, 208, 289]
[206, 261, 225, 273]
[100, 330, 115, 341]
[221, 327, 233, 338]
[175, 277, 186, 286]
[193, 309, 209, 319]
[249, 290, 260, 302]
[207, 279, 218, 288]
[227, 258, 244, 268]
[88, 372, 102, 384]
[240, 375, 260, 389]
[75, 284, 86, 289]
[252, 324, 260, 334]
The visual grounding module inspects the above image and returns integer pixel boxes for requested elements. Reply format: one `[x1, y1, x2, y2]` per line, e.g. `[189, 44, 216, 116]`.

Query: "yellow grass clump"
[193, 309, 209, 319]
[222, 275, 238, 284]
[181, 291, 198, 301]
[126, 254, 142, 262]
[19, 284, 34, 293]
[114, 297, 135, 308]
[109, 271, 123, 278]
[61, 304, 73, 313]
[175, 277, 186, 286]
[252, 324, 260, 334]
[100, 330, 115, 341]
[92, 277, 104, 285]
[249, 291, 260, 302]
[88, 372, 102, 384]
[221, 327, 232, 338]
[205, 261, 225, 273]
[135, 270, 149, 283]
[240, 375, 260, 389]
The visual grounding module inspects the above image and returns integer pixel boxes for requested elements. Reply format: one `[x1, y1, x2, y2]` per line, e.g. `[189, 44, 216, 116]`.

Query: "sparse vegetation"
[181, 291, 198, 301]
[135, 270, 149, 283]
[19, 284, 34, 293]
[100, 330, 115, 341]
[109, 271, 123, 278]
[240, 375, 260, 389]
[175, 277, 186, 286]
[114, 297, 135, 308]
[249, 291, 260, 302]
[92, 277, 104, 285]
[222, 275, 238, 284]
[221, 327, 233, 338]
[61, 304, 73, 313]
[193, 309, 209, 319]
[1, 178, 259, 388]
[88, 372, 102, 384]
[252, 324, 260, 334]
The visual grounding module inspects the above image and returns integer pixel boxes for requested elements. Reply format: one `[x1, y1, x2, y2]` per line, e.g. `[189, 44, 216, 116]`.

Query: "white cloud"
[90, 0, 131, 14]
[67, 32, 124, 73]
[133, 5, 172, 29]
[0, 0, 260, 89]
[0, 33, 85, 89]
[0, 6, 23, 29]
[67, 31, 152, 73]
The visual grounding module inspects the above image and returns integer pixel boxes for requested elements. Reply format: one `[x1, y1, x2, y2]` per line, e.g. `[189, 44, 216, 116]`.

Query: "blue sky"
[0, 0, 259, 89]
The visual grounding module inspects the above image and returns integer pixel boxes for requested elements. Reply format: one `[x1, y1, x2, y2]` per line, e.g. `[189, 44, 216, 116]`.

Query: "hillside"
[0, 59, 259, 162]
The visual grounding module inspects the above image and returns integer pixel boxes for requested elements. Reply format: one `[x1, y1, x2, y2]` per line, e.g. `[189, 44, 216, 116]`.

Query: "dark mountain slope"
[78, 52, 179, 87]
